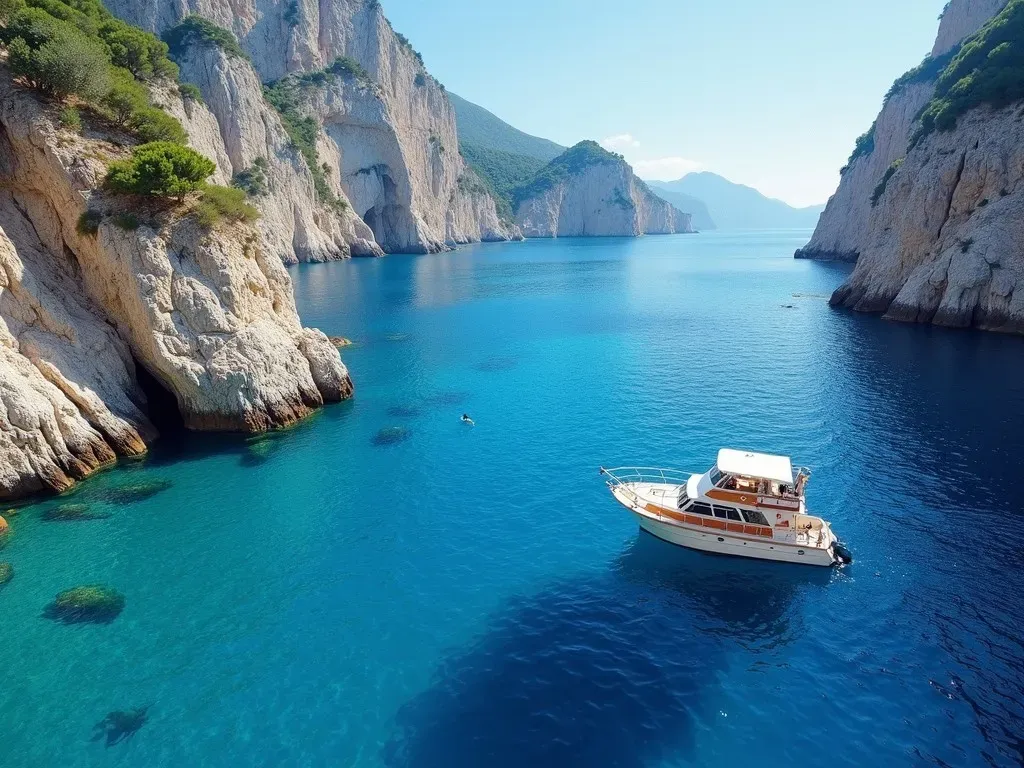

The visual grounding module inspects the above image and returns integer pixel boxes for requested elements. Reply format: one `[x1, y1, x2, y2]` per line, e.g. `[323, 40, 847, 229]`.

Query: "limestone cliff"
[798, 0, 1024, 333]
[105, 0, 520, 254]
[515, 142, 692, 238]
[797, 0, 1008, 263]
[831, 104, 1024, 332]
[164, 45, 381, 264]
[0, 78, 351, 500]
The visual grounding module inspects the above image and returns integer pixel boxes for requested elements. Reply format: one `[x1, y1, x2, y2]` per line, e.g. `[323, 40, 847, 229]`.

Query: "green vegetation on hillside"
[263, 59, 367, 213]
[913, 0, 1024, 143]
[459, 142, 546, 217]
[885, 49, 957, 104]
[448, 92, 564, 162]
[841, 121, 876, 173]
[0, 0, 192, 146]
[163, 15, 247, 61]
[511, 141, 621, 209]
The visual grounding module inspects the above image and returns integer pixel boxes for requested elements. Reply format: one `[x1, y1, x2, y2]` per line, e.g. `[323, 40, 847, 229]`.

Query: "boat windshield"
[676, 484, 690, 508]
[709, 466, 725, 486]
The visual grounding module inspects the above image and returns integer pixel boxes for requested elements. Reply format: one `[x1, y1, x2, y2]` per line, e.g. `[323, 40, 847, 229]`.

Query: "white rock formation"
[516, 152, 691, 238]
[0, 75, 352, 499]
[831, 106, 1024, 332]
[105, 0, 520, 254]
[797, 0, 1008, 263]
[163, 44, 382, 263]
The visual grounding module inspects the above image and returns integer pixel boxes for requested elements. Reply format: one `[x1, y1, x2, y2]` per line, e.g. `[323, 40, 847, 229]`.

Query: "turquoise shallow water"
[2, 231, 1024, 766]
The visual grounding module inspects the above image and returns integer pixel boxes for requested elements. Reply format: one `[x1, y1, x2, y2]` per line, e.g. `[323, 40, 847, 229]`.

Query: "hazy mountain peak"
[649, 173, 825, 230]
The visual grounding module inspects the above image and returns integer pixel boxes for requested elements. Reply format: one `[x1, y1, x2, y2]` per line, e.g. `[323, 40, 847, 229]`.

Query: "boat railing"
[599, 466, 698, 490]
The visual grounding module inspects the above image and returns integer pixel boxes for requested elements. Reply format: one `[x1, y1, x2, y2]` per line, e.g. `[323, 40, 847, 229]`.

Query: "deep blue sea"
[2, 231, 1023, 767]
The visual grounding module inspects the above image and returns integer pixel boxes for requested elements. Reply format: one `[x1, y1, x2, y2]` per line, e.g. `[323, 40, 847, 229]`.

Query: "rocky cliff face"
[932, 0, 1009, 55]
[831, 105, 1024, 332]
[105, 0, 519, 255]
[797, 0, 1008, 263]
[516, 151, 691, 238]
[798, 0, 1024, 333]
[0, 77, 352, 500]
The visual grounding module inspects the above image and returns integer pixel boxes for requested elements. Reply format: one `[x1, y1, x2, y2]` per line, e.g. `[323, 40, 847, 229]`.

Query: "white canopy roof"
[717, 449, 793, 485]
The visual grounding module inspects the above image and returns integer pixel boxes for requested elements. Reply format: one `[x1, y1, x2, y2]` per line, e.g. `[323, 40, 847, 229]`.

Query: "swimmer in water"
[461, 413, 475, 426]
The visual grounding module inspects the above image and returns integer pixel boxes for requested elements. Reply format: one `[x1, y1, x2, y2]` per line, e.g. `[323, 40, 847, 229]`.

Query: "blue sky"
[381, 0, 948, 206]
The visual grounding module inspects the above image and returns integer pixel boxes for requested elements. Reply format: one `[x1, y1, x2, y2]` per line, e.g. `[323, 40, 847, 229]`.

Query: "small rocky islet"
[0, 562, 13, 588]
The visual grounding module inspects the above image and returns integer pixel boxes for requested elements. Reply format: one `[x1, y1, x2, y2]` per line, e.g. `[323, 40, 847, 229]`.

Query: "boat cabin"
[696, 449, 809, 519]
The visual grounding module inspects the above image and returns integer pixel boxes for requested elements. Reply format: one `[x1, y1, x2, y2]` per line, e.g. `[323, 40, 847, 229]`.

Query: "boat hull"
[634, 514, 837, 567]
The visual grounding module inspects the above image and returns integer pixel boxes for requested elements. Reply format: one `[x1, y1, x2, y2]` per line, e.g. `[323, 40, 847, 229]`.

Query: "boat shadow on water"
[382, 534, 831, 768]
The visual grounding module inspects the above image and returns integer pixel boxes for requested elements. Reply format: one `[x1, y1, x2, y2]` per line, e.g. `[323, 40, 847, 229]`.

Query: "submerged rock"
[387, 405, 422, 418]
[423, 392, 471, 407]
[92, 705, 150, 747]
[105, 479, 173, 505]
[240, 438, 278, 466]
[372, 426, 412, 447]
[0, 562, 12, 587]
[41, 504, 112, 522]
[329, 336, 353, 347]
[0, 515, 8, 534]
[44, 585, 125, 624]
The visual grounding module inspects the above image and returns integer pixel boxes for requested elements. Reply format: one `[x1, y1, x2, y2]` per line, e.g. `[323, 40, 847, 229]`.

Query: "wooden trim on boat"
[706, 489, 800, 511]
[644, 503, 774, 538]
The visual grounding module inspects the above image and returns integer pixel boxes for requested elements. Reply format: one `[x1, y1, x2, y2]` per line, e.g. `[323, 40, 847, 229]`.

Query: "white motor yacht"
[601, 449, 851, 567]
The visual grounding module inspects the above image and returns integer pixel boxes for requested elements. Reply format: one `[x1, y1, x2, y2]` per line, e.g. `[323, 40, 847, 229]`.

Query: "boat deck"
[615, 482, 832, 551]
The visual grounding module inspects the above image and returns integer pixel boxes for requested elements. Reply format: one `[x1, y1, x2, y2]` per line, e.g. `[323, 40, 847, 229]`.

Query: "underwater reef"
[372, 427, 412, 447]
[41, 505, 112, 523]
[44, 585, 125, 624]
[92, 706, 151, 747]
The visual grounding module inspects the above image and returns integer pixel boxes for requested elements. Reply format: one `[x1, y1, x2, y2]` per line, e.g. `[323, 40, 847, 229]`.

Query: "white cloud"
[601, 134, 641, 151]
[631, 156, 704, 181]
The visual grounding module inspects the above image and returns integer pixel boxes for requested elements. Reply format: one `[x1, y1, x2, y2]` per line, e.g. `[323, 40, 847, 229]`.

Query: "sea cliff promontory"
[513, 142, 693, 238]
[799, 0, 1024, 333]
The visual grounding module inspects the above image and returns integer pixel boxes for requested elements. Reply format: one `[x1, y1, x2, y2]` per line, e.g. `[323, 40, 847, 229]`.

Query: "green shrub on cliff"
[0, 0, 186, 144]
[841, 122, 876, 174]
[163, 16, 248, 61]
[7, 27, 110, 99]
[871, 158, 904, 206]
[194, 184, 260, 228]
[106, 141, 215, 198]
[913, 0, 1024, 143]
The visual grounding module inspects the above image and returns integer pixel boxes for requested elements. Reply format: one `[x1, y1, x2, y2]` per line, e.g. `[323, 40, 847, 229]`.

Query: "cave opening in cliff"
[363, 205, 380, 240]
[133, 357, 185, 436]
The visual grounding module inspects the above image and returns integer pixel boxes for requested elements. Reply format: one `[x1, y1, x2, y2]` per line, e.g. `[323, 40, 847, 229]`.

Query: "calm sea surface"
[2, 231, 1023, 767]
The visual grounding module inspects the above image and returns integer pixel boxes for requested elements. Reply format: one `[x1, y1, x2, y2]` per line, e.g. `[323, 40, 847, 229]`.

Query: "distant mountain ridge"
[649, 173, 825, 230]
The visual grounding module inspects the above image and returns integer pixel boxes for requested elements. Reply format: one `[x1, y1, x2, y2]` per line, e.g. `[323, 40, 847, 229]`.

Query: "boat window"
[678, 499, 692, 511]
[742, 509, 770, 526]
[713, 506, 729, 519]
[689, 502, 714, 517]
[709, 466, 724, 486]
[726, 507, 743, 522]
